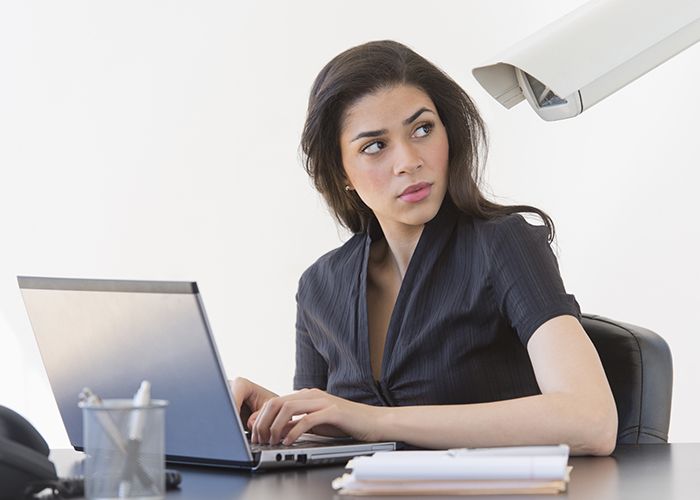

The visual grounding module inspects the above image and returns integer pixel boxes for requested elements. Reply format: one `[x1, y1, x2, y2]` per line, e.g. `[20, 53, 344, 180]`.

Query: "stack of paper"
[332, 445, 571, 496]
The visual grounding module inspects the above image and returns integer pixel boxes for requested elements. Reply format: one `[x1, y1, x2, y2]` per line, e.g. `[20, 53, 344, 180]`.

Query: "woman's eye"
[414, 123, 433, 138]
[362, 141, 384, 155]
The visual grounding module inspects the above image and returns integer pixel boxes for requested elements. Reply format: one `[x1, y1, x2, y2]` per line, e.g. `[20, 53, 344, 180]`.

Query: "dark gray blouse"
[293, 198, 581, 407]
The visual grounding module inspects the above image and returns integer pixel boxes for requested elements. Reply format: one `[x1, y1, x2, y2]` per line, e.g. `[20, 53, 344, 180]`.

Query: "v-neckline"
[358, 198, 458, 398]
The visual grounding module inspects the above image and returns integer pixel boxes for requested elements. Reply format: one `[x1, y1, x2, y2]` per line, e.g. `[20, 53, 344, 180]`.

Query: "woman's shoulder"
[460, 212, 551, 254]
[297, 232, 366, 293]
[477, 211, 544, 229]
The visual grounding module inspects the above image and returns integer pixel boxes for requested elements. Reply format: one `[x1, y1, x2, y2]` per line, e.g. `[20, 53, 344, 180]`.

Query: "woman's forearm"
[374, 391, 617, 455]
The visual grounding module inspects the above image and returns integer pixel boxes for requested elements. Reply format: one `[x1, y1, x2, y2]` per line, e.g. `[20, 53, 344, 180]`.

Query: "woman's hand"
[230, 377, 279, 431]
[251, 388, 382, 446]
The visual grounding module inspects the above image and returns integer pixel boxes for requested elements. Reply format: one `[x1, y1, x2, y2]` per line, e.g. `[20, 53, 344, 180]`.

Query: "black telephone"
[0, 405, 58, 499]
[0, 405, 181, 499]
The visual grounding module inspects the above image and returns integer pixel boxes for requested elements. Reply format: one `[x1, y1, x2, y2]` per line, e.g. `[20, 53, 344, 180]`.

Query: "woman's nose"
[393, 140, 422, 175]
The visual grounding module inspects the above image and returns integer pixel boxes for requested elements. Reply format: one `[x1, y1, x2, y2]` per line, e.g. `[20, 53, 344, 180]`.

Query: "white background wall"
[1, 0, 698, 448]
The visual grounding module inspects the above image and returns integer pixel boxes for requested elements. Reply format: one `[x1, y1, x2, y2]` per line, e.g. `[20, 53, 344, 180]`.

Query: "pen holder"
[80, 399, 168, 499]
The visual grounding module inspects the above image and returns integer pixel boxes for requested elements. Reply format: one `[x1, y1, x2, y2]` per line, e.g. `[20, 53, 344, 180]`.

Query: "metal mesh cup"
[80, 399, 168, 499]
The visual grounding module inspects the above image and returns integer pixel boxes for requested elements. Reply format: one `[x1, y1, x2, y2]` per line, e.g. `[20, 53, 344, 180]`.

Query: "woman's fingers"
[230, 377, 280, 433]
[248, 388, 374, 446]
[252, 396, 302, 444]
[250, 398, 279, 443]
[267, 399, 327, 445]
[247, 410, 260, 431]
[282, 409, 333, 445]
[251, 390, 328, 444]
[230, 377, 251, 413]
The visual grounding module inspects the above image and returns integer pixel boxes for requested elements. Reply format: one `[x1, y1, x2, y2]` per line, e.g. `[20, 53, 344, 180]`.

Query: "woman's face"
[339, 84, 449, 233]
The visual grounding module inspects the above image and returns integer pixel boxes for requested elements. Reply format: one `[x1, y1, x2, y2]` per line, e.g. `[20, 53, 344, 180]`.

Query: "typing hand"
[250, 388, 381, 445]
[230, 377, 279, 431]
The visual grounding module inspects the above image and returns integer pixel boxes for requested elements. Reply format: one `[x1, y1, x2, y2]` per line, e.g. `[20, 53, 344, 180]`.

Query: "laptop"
[17, 276, 396, 470]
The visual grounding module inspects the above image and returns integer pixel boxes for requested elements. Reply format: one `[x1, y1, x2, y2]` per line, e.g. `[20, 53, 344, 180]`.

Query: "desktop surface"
[51, 443, 700, 499]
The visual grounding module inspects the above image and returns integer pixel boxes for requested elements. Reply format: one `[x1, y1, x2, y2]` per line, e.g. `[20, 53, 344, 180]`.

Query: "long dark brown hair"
[300, 40, 555, 242]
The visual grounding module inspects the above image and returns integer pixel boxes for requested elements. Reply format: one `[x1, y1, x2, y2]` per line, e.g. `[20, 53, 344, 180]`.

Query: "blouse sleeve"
[292, 293, 328, 390]
[486, 214, 581, 346]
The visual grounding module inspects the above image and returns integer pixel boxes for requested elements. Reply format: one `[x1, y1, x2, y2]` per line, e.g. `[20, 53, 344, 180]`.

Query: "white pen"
[79, 388, 126, 454]
[118, 380, 152, 498]
[128, 381, 151, 442]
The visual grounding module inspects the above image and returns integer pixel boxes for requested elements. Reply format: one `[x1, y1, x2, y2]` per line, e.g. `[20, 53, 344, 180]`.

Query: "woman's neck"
[372, 219, 425, 280]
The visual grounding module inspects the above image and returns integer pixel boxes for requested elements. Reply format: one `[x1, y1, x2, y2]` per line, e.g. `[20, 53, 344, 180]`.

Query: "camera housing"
[472, 0, 700, 121]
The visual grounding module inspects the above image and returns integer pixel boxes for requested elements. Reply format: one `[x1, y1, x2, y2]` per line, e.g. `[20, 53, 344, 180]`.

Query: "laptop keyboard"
[246, 431, 358, 452]
[250, 438, 331, 451]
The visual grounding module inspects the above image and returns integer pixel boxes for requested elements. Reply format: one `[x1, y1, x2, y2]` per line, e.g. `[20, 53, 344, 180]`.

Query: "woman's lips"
[399, 182, 432, 203]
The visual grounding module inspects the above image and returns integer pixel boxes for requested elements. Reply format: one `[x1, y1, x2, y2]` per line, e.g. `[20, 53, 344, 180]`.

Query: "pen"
[80, 386, 157, 495]
[79, 388, 126, 454]
[118, 380, 153, 498]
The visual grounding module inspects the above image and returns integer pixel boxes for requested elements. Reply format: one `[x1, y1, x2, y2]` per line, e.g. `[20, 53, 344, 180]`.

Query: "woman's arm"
[251, 315, 618, 455]
[372, 315, 617, 454]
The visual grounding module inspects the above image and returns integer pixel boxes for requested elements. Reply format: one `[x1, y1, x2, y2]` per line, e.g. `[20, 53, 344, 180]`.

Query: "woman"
[233, 40, 617, 455]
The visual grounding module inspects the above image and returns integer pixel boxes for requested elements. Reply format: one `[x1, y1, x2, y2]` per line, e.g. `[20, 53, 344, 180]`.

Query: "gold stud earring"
[345, 185, 352, 192]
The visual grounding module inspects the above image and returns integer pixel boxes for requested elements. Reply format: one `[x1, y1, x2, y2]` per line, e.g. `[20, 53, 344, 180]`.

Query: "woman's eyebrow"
[350, 107, 435, 143]
[403, 107, 433, 125]
[350, 128, 388, 143]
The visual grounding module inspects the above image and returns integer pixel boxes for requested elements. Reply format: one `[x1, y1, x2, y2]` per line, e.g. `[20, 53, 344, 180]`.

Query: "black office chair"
[581, 314, 673, 444]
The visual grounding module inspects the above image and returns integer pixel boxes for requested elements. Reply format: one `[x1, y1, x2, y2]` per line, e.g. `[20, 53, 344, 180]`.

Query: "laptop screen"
[18, 276, 252, 465]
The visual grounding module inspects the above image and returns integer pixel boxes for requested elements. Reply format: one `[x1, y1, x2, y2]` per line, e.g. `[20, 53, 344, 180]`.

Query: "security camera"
[472, 0, 700, 121]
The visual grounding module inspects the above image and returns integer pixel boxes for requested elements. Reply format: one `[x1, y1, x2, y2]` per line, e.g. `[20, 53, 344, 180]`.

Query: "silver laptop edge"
[190, 290, 255, 463]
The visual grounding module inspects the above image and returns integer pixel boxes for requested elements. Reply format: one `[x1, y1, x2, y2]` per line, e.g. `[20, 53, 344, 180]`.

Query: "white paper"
[346, 446, 569, 481]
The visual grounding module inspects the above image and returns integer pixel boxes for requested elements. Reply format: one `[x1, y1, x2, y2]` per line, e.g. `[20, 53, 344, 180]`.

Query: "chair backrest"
[581, 314, 673, 444]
